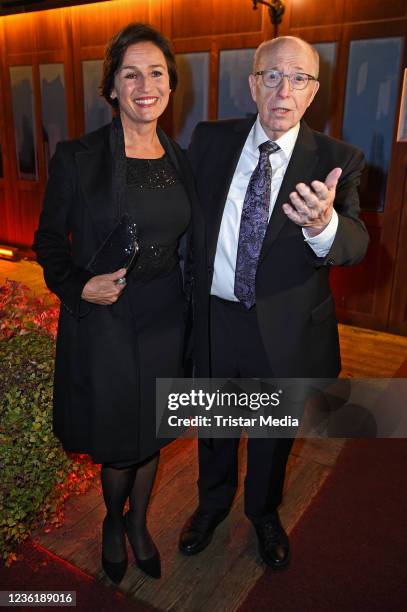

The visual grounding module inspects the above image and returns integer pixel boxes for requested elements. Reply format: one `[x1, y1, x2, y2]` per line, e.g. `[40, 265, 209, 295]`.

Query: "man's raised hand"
[282, 167, 342, 236]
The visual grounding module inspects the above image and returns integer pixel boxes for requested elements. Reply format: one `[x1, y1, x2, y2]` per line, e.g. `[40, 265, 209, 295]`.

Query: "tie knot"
[259, 140, 280, 156]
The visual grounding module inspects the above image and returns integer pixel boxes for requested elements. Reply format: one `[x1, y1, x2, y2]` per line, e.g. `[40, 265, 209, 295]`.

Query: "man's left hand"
[282, 167, 342, 237]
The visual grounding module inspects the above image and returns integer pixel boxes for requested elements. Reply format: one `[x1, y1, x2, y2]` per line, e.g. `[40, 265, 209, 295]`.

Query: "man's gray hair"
[253, 36, 320, 78]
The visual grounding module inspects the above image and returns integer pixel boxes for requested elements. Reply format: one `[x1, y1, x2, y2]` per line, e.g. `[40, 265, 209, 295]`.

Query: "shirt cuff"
[302, 210, 339, 258]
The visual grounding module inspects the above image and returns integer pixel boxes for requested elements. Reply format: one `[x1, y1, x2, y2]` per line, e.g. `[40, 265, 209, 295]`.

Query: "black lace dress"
[114, 153, 190, 461]
[125, 153, 190, 281]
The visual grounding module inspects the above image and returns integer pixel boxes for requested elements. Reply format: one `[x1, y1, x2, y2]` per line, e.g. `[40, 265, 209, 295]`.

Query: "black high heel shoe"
[101, 516, 128, 584]
[124, 511, 161, 579]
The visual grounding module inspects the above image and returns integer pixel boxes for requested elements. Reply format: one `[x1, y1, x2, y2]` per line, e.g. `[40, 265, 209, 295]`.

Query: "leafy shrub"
[0, 279, 59, 340]
[0, 280, 98, 566]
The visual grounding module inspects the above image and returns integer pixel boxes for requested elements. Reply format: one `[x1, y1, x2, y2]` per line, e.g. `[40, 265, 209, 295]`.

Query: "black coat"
[33, 120, 205, 462]
[189, 117, 369, 378]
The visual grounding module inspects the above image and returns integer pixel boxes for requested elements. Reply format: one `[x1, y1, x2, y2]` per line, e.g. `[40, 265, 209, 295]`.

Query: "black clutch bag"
[86, 213, 139, 275]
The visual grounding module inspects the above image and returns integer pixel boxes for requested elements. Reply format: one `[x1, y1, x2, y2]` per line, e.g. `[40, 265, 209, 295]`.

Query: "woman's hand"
[81, 268, 127, 305]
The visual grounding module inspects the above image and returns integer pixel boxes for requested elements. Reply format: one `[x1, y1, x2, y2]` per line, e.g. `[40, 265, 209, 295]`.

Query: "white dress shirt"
[211, 117, 338, 301]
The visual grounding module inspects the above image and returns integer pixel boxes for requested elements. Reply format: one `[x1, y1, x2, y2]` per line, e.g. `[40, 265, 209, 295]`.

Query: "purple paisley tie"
[234, 140, 280, 309]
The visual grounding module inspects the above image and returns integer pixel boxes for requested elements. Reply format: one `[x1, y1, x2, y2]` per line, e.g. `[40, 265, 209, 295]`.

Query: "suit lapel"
[157, 127, 180, 172]
[259, 121, 319, 263]
[158, 127, 196, 206]
[157, 127, 200, 286]
[208, 117, 255, 264]
[75, 125, 116, 235]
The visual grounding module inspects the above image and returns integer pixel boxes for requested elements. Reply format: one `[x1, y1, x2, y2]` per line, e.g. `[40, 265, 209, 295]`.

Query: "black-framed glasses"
[254, 70, 318, 90]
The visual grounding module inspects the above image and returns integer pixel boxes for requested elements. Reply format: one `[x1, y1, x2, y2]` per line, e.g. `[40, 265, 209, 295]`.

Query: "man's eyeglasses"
[254, 70, 318, 90]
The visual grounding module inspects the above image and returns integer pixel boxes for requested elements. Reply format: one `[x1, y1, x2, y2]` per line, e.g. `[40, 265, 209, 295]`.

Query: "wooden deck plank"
[292, 437, 345, 467]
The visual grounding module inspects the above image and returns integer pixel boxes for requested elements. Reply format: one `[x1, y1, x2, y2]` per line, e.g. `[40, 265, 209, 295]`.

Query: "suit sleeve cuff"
[302, 210, 339, 258]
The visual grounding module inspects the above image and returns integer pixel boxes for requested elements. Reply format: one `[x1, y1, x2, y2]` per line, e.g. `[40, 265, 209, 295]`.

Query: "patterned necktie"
[234, 140, 280, 309]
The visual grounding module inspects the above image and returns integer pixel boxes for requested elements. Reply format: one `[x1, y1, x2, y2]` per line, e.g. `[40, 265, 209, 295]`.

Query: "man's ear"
[307, 80, 320, 108]
[249, 73, 257, 103]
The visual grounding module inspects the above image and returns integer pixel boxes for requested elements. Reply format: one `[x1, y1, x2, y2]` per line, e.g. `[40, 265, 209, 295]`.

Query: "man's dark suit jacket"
[189, 116, 369, 378]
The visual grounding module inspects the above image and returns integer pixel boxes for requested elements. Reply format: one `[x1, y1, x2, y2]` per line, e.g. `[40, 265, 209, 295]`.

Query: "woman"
[33, 23, 203, 583]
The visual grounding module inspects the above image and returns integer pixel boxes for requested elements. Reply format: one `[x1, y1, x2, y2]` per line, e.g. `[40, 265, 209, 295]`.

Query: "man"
[179, 36, 369, 569]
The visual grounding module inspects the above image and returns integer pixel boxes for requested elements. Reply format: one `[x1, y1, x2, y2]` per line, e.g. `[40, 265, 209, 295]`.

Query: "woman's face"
[111, 42, 171, 126]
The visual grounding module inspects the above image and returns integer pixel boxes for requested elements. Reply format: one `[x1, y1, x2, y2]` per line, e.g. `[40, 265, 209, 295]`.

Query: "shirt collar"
[251, 115, 300, 160]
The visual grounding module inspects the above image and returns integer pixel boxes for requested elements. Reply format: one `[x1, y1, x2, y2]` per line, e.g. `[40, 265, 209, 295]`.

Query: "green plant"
[0, 281, 98, 566]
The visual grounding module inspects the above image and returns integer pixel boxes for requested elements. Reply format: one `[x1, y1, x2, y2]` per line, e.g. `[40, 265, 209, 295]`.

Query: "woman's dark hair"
[101, 23, 178, 108]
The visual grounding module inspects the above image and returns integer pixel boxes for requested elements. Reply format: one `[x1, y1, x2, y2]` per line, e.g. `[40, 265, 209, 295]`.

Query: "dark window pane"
[304, 42, 336, 134]
[82, 60, 111, 133]
[173, 52, 209, 148]
[218, 49, 256, 119]
[10, 65, 38, 180]
[342, 37, 403, 212]
[40, 64, 68, 172]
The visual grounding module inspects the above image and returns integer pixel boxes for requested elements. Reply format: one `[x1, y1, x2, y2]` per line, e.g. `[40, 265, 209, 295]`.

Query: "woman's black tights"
[101, 452, 160, 562]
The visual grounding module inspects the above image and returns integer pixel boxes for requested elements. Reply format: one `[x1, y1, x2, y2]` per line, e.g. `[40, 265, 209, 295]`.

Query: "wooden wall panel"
[3, 13, 36, 54]
[0, 19, 6, 191]
[0, 0, 406, 334]
[343, 0, 407, 22]
[288, 0, 344, 29]
[389, 166, 407, 335]
[282, 4, 407, 335]
[71, 0, 150, 49]
[171, 0, 211, 38]
[12, 190, 41, 248]
[1, 7, 71, 253]
[32, 8, 67, 53]
[0, 191, 9, 244]
[212, 0, 262, 36]
[288, 0, 407, 28]
[0, 17, 18, 244]
[332, 225, 383, 316]
[171, 0, 262, 39]
[327, 20, 406, 333]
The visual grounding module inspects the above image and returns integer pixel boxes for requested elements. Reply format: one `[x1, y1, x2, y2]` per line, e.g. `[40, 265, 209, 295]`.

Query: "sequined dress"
[125, 153, 190, 281]
[113, 153, 190, 461]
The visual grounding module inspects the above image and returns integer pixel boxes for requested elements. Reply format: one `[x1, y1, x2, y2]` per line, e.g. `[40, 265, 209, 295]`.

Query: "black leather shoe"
[254, 512, 290, 570]
[124, 512, 161, 579]
[179, 508, 229, 555]
[135, 550, 161, 580]
[101, 517, 128, 584]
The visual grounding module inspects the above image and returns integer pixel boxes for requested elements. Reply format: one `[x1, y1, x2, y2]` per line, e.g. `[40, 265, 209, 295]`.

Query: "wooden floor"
[2, 259, 407, 611]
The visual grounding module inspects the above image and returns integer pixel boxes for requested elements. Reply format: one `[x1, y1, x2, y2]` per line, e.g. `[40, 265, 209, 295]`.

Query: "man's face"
[249, 39, 319, 141]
